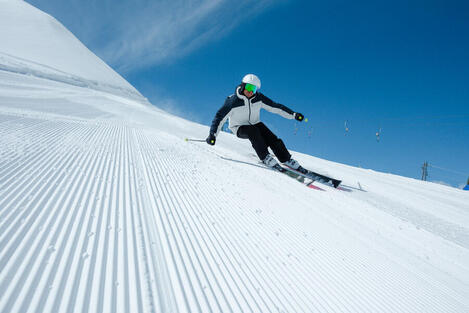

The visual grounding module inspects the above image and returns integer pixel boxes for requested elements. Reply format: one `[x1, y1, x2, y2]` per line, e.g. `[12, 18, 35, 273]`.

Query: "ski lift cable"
[428, 164, 467, 176]
[290, 114, 467, 141]
[309, 114, 469, 127]
[382, 114, 469, 122]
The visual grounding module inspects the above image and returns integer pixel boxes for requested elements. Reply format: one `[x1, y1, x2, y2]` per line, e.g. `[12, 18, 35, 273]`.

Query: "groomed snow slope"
[1, 1, 469, 312]
[1, 71, 469, 313]
[0, 0, 145, 102]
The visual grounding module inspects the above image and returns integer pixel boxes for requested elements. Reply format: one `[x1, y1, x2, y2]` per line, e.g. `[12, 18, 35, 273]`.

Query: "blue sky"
[27, 0, 469, 187]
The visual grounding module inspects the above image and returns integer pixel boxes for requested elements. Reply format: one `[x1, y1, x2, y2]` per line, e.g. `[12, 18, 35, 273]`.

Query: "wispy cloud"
[28, 0, 281, 73]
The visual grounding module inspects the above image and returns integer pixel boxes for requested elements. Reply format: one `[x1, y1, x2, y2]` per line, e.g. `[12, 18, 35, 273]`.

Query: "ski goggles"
[245, 83, 258, 93]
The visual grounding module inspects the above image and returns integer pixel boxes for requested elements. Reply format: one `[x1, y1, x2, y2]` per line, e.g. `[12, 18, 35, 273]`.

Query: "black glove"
[206, 133, 216, 145]
[294, 112, 305, 122]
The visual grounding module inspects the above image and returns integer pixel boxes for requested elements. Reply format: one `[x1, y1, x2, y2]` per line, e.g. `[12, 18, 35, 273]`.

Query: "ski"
[216, 154, 326, 191]
[282, 165, 342, 188]
[264, 163, 325, 191]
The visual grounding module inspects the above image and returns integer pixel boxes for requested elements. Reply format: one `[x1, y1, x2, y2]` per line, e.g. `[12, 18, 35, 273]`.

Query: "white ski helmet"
[242, 74, 261, 90]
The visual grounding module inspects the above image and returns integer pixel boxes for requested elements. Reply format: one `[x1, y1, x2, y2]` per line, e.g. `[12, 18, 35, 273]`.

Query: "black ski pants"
[237, 122, 291, 162]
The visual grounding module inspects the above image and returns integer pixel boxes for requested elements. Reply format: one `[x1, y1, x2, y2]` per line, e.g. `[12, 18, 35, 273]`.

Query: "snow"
[0, 0, 145, 102]
[1, 1, 469, 313]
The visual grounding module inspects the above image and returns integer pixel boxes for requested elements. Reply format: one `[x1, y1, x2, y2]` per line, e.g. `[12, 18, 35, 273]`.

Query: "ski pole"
[184, 138, 206, 143]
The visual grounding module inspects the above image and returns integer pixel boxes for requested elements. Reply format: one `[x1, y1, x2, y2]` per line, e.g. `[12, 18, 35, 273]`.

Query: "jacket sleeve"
[209, 97, 232, 136]
[258, 93, 295, 119]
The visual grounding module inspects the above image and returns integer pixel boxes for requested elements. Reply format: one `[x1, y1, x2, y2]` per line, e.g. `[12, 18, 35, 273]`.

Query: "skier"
[206, 74, 305, 171]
